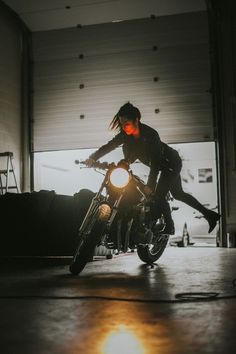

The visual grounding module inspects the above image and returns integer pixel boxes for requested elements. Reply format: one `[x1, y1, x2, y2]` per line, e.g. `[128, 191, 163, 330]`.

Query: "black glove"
[117, 159, 129, 170]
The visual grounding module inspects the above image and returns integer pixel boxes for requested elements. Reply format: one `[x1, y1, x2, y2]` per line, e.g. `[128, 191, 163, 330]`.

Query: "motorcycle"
[69, 159, 170, 275]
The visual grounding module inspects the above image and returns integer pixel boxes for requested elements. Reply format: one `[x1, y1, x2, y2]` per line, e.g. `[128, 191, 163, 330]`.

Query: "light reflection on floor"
[93, 300, 175, 354]
[1, 248, 235, 353]
[101, 324, 145, 354]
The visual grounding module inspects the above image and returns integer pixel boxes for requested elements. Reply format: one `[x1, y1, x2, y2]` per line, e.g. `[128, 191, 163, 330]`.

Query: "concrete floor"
[0, 246, 236, 354]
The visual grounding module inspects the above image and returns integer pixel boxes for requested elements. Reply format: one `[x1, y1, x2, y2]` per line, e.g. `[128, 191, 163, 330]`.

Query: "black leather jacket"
[90, 123, 181, 190]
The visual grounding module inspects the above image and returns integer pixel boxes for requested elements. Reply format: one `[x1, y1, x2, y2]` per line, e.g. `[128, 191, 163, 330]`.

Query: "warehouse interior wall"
[206, 0, 236, 246]
[0, 1, 31, 192]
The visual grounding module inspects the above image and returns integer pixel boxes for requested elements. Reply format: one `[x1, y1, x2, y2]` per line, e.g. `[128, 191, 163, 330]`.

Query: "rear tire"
[137, 234, 169, 264]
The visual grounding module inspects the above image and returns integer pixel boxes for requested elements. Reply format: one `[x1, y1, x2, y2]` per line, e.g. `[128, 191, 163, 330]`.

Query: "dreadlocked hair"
[109, 102, 141, 132]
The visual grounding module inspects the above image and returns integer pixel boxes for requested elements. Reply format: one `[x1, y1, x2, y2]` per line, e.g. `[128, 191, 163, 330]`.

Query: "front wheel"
[70, 220, 105, 275]
[137, 234, 169, 264]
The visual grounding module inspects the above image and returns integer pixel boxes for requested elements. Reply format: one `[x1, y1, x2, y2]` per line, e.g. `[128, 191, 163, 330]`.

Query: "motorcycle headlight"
[109, 167, 130, 188]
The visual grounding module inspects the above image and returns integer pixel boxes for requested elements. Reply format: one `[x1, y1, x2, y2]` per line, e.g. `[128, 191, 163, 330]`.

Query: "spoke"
[149, 236, 167, 255]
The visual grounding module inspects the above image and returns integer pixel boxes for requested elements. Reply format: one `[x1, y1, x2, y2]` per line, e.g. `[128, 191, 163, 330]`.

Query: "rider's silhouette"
[86, 102, 220, 234]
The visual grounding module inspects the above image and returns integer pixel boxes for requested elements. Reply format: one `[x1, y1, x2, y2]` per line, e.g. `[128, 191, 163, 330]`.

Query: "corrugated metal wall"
[0, 4, 23, 188]
[206, 0, 236, 242]
[33, 11, 213, 152]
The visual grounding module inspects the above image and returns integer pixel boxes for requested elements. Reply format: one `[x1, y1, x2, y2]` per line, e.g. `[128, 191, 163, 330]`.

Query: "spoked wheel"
[70, 204, 110, 275]
[137, 234, 169, 264]
[69, 220, 104, 275]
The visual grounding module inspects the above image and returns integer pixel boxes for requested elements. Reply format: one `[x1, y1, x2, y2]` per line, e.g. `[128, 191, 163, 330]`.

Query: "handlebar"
[75, 159, 114, 170]
[75, 159, 152, 197]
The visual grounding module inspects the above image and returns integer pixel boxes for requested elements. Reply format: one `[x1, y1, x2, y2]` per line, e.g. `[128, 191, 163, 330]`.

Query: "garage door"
[33, 11, 213, 152]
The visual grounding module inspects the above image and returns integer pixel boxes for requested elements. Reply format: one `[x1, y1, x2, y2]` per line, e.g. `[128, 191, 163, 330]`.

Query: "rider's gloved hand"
[84, 158, 96, 167]
[117, 159, 129, 170]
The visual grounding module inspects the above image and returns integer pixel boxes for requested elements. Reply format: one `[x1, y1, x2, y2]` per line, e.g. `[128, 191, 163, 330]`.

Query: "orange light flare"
[70, 294, 176, 354]
[119, 116, 140, 137]
[101, 324, 145, 354]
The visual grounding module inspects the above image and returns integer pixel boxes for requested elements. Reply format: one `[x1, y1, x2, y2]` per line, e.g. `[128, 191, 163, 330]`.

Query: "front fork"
[79, 195, 101, 235]
[79, 187, 124, 238]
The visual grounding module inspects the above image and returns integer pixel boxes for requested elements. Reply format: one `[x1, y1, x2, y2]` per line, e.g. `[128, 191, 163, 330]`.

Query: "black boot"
[205, 210, 221, 233]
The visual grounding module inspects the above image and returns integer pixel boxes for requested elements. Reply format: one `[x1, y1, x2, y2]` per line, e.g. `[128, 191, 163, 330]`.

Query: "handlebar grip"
[74, 159, 111, 169]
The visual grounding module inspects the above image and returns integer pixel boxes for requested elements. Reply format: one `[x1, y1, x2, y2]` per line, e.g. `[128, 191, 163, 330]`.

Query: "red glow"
[122, 122, 140, 137]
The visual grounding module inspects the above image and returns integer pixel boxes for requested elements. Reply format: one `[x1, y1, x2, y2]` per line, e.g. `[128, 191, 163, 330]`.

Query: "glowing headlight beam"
[109, 168, 130, 188]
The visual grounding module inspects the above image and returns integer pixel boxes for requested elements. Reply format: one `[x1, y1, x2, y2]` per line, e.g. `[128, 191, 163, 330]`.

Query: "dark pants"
[154, 160, 210, 227]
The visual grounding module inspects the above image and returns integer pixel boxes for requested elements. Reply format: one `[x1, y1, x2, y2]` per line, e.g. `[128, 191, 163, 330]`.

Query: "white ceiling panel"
[3, 0, 206, 32]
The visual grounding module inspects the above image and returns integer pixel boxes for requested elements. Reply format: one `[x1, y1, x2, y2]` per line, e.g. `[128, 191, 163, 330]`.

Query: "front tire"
[70, 219, 105, 275]
[137, 234, 169, 264]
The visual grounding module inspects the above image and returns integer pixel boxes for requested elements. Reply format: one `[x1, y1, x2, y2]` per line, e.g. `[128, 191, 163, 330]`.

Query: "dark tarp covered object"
[0, 189, 94, 256]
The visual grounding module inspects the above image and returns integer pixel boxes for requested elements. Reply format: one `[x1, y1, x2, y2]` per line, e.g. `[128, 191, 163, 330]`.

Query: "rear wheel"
[137, 234, 169, 264]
